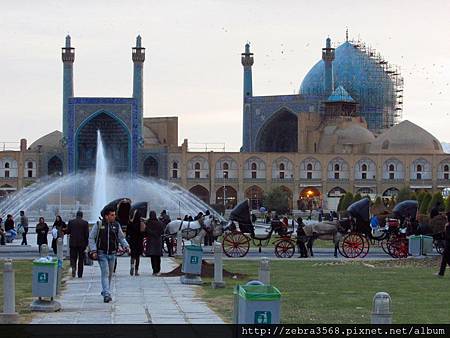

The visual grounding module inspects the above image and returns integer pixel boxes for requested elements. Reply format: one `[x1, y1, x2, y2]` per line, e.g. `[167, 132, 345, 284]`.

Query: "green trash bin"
[181, 245, 203, 275]
[422, 235, 433, 255]
[32, 259, 58, 298]
[408, 235, 422, 256]
[235, 284, 281, 324]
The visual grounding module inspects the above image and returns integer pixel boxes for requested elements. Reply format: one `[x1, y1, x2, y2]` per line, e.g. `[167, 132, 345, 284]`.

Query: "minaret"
[62, 35, 74, 139]
[241, 43, 254, 151]
[322, 37, 335, 97]
[132, 35, 145, 142]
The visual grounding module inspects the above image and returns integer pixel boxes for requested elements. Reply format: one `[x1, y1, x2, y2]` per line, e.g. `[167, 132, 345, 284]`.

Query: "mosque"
[0, 33, 449, 211]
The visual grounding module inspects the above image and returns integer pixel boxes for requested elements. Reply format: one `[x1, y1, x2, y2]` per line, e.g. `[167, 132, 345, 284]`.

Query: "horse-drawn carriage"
[338, 198, 416, 258]
[221, 200, 297, 258]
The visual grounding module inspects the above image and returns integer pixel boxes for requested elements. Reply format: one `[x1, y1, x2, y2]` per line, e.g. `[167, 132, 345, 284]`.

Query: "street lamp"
[58, 171, 63, 214]
[223, 170, 226, 212]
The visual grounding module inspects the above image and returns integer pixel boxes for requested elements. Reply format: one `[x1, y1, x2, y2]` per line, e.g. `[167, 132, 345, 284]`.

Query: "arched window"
[444, 164, 450, 180]
[27, 162, 33, 169]
[361, 164, 367, 171]
[334, 164, 340, 171]
[4, 162, 10, 169]
[445, 165, 449, 172]
[307, 163, 313, 171]
[172, 161, 179, 179]
[334, 164, 340, 179]
[389, 164, 395, 172]
[361, 163, 368, 180]
[416, 164, 422, 172]
[251, 162, 257, 171]
[194, 162, 201, 178]
[279, 163, 285, 171]
[223, 163, 229, 170]
[251, 162, 257, 179]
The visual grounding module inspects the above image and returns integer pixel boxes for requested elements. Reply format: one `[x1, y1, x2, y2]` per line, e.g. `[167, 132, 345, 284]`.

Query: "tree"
[417, 191, 426, 207]
[352, 193, 363, 204]
[396, 187, 411, 204]
[410, 192, 417, 201]
[338, 192, 354, 211]
[419, 193, 432, 215]
[428, 192, 444, 213]
[263, 187, 289, 214]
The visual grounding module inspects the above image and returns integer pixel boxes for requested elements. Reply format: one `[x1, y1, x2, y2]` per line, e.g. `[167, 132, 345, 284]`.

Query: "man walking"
[89, 206, 129, 303]
[67, 211, 89, 278]
[19, 211, 29, 245]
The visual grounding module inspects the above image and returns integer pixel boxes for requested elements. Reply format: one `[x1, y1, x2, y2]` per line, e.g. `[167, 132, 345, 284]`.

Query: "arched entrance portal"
[256, 109, 298, 152]
[48, 156, 63, 176]
[216, 186, 237, 209]
[298, 187, 321, 210]
[189, 185, 210, 204]
[76, 112, 130, 173]
[245, 186, 264, 210]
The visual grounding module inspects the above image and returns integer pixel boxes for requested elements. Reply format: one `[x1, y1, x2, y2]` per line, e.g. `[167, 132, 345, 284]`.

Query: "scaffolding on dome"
[344, 39, 404, 131]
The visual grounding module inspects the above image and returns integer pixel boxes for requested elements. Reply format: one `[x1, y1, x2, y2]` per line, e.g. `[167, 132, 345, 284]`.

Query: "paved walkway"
[31, 257, 224, 324]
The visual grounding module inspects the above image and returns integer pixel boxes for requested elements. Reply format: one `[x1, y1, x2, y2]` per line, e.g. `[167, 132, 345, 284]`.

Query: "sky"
[1, 0, 450, 151]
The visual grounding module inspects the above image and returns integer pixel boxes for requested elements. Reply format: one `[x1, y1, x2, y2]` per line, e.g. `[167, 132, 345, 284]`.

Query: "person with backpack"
[88, 206, 129, 303]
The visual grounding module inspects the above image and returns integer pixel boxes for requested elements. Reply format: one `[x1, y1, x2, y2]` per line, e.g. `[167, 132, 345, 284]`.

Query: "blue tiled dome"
[300, 41, 397, 130]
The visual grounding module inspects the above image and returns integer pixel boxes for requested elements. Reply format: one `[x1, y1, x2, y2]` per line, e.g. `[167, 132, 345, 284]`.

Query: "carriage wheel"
[274, 239, 295, 258]
[434, 239, 445, 255]
[360, 235, 370, 258]
[388, 237, 408, 258]
[339, 233, 365, 258]
[222, 232, 250, 258]
[380, 239, 390, 255]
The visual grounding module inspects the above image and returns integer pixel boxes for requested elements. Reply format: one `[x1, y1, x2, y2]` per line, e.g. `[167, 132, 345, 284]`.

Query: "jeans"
[98, 251, 116, 297]
[21, 229, 28, 245]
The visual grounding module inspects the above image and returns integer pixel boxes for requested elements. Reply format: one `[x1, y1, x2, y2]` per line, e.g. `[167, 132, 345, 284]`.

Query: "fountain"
[91, 130, 108, 221]
[0, 131, 224, 223]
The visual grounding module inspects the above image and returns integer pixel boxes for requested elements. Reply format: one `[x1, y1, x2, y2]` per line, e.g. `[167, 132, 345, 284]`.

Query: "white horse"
[165, 215, 221, 245]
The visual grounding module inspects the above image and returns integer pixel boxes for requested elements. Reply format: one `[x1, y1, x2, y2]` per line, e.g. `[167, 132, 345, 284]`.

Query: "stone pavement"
[31, 257, 224, 324]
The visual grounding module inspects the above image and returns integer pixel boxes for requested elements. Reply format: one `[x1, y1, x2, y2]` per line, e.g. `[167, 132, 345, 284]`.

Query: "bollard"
[371, 292, 392, 324]
[175, 231, 183, 258]
[56, 238, 63, 295]
[40, 244, 49, 258]
[0, 259, 19, 323]
[212, 241, 225, 288]
[258, 257, 270, 285]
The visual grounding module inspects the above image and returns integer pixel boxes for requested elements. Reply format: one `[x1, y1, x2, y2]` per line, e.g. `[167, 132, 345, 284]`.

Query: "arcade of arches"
[245, 185, 264, 210]
[216, 186, 237, 209]
[189, 185, 209, 204]
[298, 186, 322, 210]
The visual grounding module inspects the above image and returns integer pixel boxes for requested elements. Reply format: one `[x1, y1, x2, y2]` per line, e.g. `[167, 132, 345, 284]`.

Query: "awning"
[299, 183, 322, 187]
[410, 185, 432, 189]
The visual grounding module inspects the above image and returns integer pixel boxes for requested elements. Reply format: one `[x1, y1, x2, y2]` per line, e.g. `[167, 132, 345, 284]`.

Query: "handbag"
[84, 250, 93, 266]
[17, 224, 24, 236]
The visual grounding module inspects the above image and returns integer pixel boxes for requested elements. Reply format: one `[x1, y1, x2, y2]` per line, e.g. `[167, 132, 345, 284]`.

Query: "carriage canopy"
[346, 198, 370, 223]
[130, 201, 148, 223]
[229, 199, 254, 233]
[393, 200, 418, 220]
[101, 198, 132, 226]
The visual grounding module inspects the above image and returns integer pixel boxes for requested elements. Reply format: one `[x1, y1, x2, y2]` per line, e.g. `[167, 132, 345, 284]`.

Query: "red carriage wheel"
[222, 232, 250, 258]
[380, 239, 390, 255]
[359, 235, 370, 258]
[388, 237, 408, 258]
[340, 233, 365, 258]
[274, 239, 295, 258]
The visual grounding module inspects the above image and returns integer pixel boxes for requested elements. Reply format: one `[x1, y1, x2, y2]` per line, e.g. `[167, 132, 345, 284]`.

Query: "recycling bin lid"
[33, 258, 58, 266]
[185, 245, 203, 252]
[237, 284, 281, 301]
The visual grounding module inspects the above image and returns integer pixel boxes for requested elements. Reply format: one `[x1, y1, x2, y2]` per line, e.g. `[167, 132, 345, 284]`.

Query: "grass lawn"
[199, 257, 449, 324]
[0, 260, 69, 323]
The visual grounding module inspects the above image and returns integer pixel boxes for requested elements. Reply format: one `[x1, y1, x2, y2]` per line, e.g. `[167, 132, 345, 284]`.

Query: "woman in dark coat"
[36, 217, 49, 253]
[127, 211, 144, 276]
[144, 211, 164, 275]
